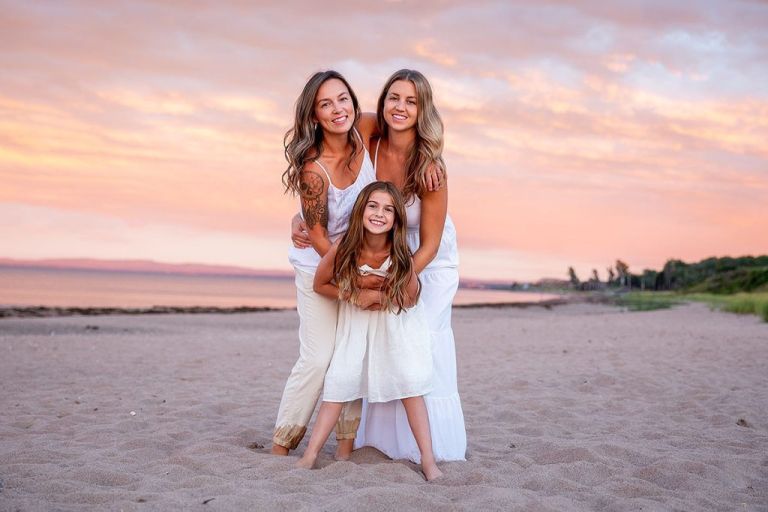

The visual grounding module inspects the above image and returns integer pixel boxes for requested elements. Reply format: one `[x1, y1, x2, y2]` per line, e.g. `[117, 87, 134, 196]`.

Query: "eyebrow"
[316, 92, 349, 105]
[367, 199, 394, 207]
[388, 92, 416, 100]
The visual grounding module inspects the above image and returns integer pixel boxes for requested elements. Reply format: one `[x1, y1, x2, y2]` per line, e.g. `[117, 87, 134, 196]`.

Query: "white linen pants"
[273, 268, 361, 449]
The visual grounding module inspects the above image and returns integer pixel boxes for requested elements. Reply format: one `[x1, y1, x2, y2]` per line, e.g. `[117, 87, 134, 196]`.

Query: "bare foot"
[295, 453, 317, 470]
[270, 444, 289, 456]
[422, 462, 443, 482]
[335, 439, 354, 461]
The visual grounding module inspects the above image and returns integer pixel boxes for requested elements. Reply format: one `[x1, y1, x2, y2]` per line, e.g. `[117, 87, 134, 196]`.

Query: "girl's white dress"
[354, 140, 467, 463]
[323, 258, 433, 404]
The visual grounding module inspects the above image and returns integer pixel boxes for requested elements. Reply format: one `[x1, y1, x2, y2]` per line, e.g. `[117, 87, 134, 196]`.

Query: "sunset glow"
[2, 1, 766, 281]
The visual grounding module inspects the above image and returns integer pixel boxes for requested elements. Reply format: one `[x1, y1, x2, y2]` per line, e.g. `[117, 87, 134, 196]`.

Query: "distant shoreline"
[0, 297, 569, 319]
[0, 305, 288, 318]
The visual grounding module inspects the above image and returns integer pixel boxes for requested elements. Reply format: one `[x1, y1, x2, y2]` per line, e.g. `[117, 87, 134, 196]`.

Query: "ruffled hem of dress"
[423, 392, 467, 463]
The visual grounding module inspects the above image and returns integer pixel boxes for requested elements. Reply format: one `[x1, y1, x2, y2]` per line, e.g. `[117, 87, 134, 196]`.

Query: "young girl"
[296, 181, 443, 481]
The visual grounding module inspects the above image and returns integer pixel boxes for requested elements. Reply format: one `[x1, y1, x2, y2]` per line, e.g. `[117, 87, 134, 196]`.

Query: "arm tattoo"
[299, 169, 328, 229]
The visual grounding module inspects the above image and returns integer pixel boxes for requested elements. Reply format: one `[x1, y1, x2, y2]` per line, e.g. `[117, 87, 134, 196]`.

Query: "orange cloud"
[2, 1, 766, 281]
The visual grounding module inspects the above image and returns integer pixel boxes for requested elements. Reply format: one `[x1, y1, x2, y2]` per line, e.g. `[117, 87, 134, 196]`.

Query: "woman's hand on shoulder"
[425, 162, 446, 192]
[356, 112, 379, 144]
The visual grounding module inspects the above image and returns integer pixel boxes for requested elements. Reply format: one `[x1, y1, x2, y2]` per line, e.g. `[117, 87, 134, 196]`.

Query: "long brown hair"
[376, 69, 445, 201]
[282, 70, 361, 195]
[335, 181, 418, 313]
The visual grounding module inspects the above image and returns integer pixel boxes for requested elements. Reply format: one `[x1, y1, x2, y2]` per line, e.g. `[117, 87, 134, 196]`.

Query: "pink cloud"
[1, 1, 766, 280]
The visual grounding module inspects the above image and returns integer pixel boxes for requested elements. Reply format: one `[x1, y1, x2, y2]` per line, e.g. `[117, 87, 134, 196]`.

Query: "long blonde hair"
[335, 181, 418, 314]
[376, 69, 445, 201]
[282, 70, 361, 195]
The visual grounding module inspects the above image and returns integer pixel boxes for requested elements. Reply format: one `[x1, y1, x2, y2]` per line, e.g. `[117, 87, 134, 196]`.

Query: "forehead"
[316, 78, 349, 101]
[368, 190, 395, 204]
[387, 79, 416, 97]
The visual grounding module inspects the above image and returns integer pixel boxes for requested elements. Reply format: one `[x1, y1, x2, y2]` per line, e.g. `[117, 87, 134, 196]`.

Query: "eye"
[385, 206, 394, 213]
[407, 99, 416, 105]
[340, 96, 349, 102]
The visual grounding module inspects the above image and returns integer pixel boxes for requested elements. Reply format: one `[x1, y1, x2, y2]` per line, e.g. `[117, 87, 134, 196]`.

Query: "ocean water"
[0, 267, 558, 309]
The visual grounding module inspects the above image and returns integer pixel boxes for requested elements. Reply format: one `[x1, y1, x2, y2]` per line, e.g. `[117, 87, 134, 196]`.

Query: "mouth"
[331, 115, 349, 125]
[369, 218, 386, 226]
[391, 114, 408, 122]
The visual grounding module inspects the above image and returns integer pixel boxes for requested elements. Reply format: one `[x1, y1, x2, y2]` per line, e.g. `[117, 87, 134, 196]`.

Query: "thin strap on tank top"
[312, 159, 333, 183]
[373, 138, 381, 172]
[315, 130, 368, 189]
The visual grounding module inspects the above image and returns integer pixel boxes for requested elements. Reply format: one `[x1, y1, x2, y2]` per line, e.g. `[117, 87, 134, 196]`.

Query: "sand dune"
[1, 303, 766, 511]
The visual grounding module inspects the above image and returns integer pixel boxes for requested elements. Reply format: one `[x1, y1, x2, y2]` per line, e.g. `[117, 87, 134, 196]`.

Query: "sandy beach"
[1, 302, 766, 511]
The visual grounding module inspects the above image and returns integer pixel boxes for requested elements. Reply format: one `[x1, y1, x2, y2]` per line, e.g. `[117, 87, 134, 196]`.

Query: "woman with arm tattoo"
[272, 70, 375, 457]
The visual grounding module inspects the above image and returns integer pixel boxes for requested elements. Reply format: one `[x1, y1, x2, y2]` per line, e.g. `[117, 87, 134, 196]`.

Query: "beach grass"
[611, 291, 682, 311]
[684, 292, 768, 322]
[606, 291, 768, 322]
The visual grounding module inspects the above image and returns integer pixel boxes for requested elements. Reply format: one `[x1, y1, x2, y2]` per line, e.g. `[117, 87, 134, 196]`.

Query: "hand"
[291, 215, 311, 248]
[356, 289, 381, 309]
[356, 273, 385, 290]
[425, 164, 445, 192]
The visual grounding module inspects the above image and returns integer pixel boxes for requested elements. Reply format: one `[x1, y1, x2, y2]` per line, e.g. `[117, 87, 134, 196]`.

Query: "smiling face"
[313, 78, 354, 135]
[383, 79, 418, 132]
[363, 190, 397, 235]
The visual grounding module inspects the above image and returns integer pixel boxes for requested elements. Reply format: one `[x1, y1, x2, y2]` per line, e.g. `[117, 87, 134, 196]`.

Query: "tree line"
[568, 256, 768, 294]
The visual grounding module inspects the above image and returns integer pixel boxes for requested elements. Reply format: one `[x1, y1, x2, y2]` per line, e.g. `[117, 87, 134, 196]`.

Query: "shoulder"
[298, 161, 329, 199]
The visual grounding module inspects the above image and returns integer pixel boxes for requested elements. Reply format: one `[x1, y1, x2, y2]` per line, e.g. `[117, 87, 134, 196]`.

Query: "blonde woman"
[292, 69, 466, 463]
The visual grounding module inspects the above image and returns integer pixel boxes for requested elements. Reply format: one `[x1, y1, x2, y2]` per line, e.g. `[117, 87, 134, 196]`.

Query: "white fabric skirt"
[354, 267, 467, 463]
[323, 300, 433, 404]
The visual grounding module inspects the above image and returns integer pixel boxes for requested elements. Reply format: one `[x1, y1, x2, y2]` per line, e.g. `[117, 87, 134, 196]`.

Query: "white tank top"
[372, 139, 459, 270]
[289, 130, 376, 272]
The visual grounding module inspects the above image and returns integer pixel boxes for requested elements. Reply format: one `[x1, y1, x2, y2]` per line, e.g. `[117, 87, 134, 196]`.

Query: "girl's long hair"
[282, 70, 361, 195]
[335, 181, 418, 314]
[376, 69, 445, 201]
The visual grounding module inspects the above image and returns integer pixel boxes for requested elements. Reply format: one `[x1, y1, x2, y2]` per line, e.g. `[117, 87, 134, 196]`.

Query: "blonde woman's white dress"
[354, 140, 467, 463]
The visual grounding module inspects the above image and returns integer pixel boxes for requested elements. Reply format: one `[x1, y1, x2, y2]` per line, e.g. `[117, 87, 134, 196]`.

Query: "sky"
[1, 0, 766, 282]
